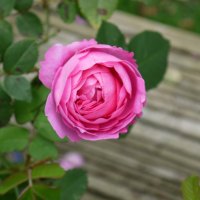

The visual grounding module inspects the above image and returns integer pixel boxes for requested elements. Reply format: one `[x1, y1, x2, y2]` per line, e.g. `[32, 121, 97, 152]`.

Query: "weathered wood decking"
[41, 11, 200, 200]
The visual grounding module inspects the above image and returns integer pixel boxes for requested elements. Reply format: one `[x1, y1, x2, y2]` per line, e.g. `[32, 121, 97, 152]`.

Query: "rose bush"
[39, 39, 146, 141]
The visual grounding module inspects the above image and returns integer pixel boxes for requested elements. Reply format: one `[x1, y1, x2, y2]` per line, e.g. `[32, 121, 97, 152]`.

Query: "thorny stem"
[28, 168, 33, 187]
[15, 155, 32, 198]
[30, 158, 50, 168]
[25, 154, 33, 187]
[24, 155, 32, 186]
[38, 0, 61, 45]
[17, 154, 49, 198]
[30, 67, 39, 72]
[25, 154, 31, 168]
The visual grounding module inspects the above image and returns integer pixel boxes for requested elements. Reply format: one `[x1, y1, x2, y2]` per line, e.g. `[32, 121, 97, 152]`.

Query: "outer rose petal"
[39, 44, 67, 88]
[39, 39, 97, 88]
[78, 131, 119, 141]
[45, 93, 81, 142]
[79, 44, 136, 65]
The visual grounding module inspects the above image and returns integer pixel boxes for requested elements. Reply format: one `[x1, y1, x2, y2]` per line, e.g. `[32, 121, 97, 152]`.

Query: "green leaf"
[78, 0, 118, 28]
[0, 85, 13, 127]
[34, 111, 67, 142]
[3, 39, 38, 74]
[17, 106, 37, 124]
[14, 85, 49, 124]
[119, 126, 133, 139]
[16, 12, 43, 37]
[3, 75, 32, 102]
[21, 185, 60, 200]
[0, 0, 15, 17]
[0, 20, 13, 61]
[58, 0, 77, 23]
[0, 84, 11, 102]
[0, 103, 13, 127]
[14, 0, 33, 12]
[96, 21, 126, 48]
[14, 99, 36, 124]
[28, 136, 58, 160]
[35, 84, 49, 104]
[128, 31, 170, 90]
[33, 185, 60, 200]
[0, 172, 27, 195]
[0, 191, 16, 200]
[32, 163, 65, 179]
[59, 169, 88, 200]
[0, 126, 29, 153]
[182, 176, 200, 200]
[0, 164, 65, 195]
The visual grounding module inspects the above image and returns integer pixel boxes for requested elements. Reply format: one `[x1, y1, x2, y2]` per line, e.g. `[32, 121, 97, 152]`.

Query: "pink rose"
[39, 39, 146, 142]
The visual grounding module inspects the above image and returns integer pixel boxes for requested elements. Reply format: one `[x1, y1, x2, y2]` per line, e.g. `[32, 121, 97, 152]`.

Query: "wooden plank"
[60, 141, 183, 200]
[109, 12, 200, 55]
[169, 52, 200, 71]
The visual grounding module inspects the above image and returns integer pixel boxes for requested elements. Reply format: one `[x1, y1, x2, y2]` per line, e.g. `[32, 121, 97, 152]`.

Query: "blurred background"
[118, 0, 200, 34]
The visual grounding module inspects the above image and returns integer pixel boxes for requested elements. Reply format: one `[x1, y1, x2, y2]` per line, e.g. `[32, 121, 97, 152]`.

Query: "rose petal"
[45, 93, 80, 142]
[39, 39, 97, 89]
[79, 44, 136, 65]
[53, 52, 87, 106]
[78, 131, 119, 140]
[39, 44, 67, 88]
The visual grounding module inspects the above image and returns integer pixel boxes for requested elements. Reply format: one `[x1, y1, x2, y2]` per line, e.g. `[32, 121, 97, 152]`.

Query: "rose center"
[75, 75, 103, 111]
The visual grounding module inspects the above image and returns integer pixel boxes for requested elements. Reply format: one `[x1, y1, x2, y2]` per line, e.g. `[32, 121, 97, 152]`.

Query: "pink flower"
[39, 39, 146, 142]
[59, 152, 85, 171]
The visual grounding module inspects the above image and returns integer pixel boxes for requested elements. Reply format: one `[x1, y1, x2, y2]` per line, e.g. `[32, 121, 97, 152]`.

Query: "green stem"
[17, 186, 29, 199]
[30, 67, 39, 73]
[30, 158, 50, 168]
[37, 29, 60, 46]
[28, 168, 33, 187]
[45, 4, 50, 39]
[42, 0, 50, 41]
[37, 0, 61, 46]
